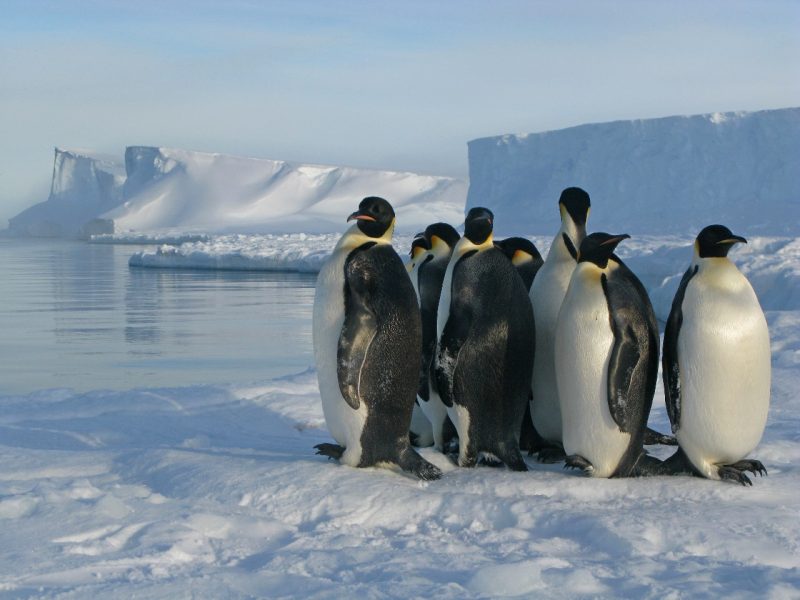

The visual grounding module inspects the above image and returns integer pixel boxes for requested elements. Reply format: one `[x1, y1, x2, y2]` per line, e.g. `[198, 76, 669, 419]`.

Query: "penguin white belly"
[530, 258, 573, 442]
[556, 269, 631, 478]
[417, 388, 449, 450]
[676, 269, 770, 479]
[312, 248, 369, 467]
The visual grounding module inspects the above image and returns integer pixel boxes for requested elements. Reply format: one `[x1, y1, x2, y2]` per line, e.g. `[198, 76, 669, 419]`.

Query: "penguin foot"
[478, 454, 504, 468]
[564, 454, 594, 475]
[397, 447, 443, 481]
[730, 459, 767, 477]
[409, 431, 420, 447]
[314, 443, 345, 460]
[501, 448, 529, 472]
[537, 447, 567, 464]
[718, 465, 753, 486]
[643, 426, 678, 446]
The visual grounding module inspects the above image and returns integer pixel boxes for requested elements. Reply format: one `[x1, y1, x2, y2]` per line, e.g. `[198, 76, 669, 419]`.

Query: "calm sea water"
[0, 238, 317, 395]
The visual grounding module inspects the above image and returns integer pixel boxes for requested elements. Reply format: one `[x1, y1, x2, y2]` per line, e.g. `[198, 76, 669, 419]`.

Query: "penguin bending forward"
[661, 225, 770, 485]
[434, 207, 534, 470]
[312, 197, 442, 480]
[413, 223, 461, 451]
[556, 233, 663, 478]
[528, 187, 591, 462]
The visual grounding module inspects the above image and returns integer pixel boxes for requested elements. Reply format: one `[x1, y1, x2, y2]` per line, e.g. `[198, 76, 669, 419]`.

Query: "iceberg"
[467, 107, 800, 236]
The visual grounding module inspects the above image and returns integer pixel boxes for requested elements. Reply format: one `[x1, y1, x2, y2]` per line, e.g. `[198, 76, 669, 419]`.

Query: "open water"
[0, 238, 316, 394]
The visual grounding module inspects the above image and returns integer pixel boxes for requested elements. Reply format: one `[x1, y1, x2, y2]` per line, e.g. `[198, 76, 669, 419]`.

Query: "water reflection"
[0, 238, 317, 394]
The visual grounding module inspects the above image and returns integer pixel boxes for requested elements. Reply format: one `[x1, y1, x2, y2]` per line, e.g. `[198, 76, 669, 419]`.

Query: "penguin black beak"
[347, 211, 376, 223]
[600, 234, 631, 246]
[718, 235, 747, 245]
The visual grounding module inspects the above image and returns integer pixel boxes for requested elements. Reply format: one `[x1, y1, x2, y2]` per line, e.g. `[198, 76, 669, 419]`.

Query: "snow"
[1, 322, 798, 597]
[2, 234, 800, 597]
[468, 107, 800, 236]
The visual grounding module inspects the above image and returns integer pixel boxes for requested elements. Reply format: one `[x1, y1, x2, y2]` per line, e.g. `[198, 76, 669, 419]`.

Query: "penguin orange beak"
[347, 211, 376, 222]
[718, 235, 747, 245]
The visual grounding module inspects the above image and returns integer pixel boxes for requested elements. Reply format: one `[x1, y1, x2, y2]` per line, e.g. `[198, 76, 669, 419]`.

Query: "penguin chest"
[676, 269, 770, 468]
[556, 270, 630, 477]
[530, 255, 575, 441]
[312, 249, 368, 459]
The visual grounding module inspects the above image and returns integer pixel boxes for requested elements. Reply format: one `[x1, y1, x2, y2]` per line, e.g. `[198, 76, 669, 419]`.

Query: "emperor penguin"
[434, 207, 534, 470]
[661, 225, 770, 485]
[528, 187, 591, 461]
[495, 237, 544, 291]
[412, 222, 461, 451]
[312, 196, 442, 480]
[495, 236, 543, 452]
[406, 231, 430, 276]
[555, 233, 663, 478]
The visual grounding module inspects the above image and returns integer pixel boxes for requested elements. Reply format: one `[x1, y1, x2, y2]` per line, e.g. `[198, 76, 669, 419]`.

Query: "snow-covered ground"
[0, 317, 798, 598]
[2, 234, 799, 598]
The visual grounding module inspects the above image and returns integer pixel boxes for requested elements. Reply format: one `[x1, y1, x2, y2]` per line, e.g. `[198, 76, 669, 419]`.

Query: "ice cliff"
[467, 107, 800, 236]
[8, 148, 125, 237]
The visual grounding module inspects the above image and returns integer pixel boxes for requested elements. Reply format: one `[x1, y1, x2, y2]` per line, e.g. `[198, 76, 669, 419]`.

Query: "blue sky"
[1, 0, 798, 224]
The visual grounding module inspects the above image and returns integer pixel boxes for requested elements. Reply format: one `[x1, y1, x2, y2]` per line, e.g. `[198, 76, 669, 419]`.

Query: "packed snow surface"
[2, 233, 800, 597]
[0, 321, 798, 598]
[467, 107, 800, 236]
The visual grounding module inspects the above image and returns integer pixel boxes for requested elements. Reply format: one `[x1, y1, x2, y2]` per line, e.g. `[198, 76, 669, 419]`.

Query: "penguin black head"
[696, 224, 747, 258]
[409, 231, 430, 259]
[348, 196, 395, 238]
[559, 187, 591, 226]
[425, 222, 460, 251]
[495, 237, 543, 264]
[578, 232, 630, 269]
[463, 207, 494, 245]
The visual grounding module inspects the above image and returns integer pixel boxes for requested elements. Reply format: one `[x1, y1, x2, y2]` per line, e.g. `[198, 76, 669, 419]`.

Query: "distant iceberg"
[9, 147, 468, 238]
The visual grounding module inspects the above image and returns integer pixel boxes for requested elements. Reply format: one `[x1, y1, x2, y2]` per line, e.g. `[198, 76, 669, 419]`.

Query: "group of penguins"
[312, 188, 771, 486]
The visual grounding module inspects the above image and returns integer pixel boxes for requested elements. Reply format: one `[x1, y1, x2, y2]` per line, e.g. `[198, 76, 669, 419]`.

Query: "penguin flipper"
[602, 267, 660, 435]
[663, 265, 698, 433]
[434, 305, 471, 408]
[606, 322, 642, 434]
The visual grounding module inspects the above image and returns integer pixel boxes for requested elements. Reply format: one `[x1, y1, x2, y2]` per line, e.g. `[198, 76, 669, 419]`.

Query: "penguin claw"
[730, 459, 768, 477]
[564, 455, 594, 475]
[314, 443, 345, 460]
[718, 465, 753, 486]
[537, 447, 567, 464]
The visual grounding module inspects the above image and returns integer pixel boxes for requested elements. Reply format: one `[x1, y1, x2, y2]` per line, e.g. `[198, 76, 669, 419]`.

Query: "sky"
[1, 0, 799, 226]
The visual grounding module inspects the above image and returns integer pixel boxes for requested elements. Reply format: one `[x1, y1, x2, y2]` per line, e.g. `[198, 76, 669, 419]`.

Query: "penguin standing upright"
[312, 196, 442, 480]
[495, 236, 543, 452]
[434, 208, 534, 470]
[556, 233, 663, 478]
[529, 187, 591, 461]
[412, 223, 461, 451]
[661, 225, 770, 485]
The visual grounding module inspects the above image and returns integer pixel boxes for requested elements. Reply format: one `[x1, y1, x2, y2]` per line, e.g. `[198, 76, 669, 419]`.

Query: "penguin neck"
[511, 251, 533, 267]
[452, 232, 494, 261]
[691, 252, 747, 291]
[429, 236, 453, 261]
[335, 221, 393, 253]
[550, 215, 585, 262]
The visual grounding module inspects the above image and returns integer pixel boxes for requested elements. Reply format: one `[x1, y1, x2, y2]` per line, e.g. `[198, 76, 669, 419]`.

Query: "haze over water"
[0, 238, 316, 395]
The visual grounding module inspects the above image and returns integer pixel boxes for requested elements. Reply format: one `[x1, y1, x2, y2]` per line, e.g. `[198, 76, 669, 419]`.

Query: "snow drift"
[467, 107, 800, 236]
[9, 147, 467, 237]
